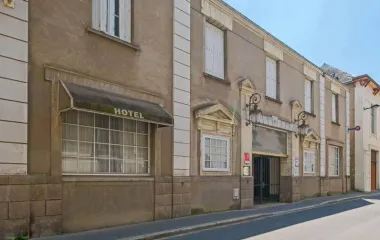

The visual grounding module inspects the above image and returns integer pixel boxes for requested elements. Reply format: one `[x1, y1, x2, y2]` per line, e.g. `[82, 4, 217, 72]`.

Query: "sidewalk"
[36, 191, 380, 240]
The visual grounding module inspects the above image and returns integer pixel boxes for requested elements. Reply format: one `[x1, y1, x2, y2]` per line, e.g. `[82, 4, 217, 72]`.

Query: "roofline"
[219, 0, 349, 91]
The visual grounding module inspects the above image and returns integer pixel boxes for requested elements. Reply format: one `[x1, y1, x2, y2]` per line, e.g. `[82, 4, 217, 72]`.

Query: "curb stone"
[119, 192, 380, 240]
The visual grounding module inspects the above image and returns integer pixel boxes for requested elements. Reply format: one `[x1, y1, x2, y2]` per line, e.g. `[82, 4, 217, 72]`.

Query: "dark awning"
[59, 81, 173, 127]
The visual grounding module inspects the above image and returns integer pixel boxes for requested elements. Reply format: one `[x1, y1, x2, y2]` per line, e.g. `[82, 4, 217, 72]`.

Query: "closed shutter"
[99, 0, 108, 32]
[332, 94, 337, 122]
[266, 57, 277, 98]
[213, 25, 224, 79]
[205, 22, 214, 76]
[120, 0, 131, 42]
[305, 80, 311, 112]
[92, 0, 100, 30]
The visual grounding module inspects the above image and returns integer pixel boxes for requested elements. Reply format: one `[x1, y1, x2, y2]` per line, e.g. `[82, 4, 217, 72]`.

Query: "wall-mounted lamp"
[363, 104, 380, 111]
[245, 93, 262, 126]
[294, 111, 309, 137]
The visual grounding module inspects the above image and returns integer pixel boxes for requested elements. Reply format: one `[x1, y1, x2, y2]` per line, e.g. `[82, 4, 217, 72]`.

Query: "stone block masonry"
[0, 175, 62, 239]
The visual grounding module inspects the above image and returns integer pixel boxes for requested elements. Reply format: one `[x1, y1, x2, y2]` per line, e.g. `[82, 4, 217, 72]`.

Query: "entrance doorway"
[253, 155, 280, 204]
[371, 150, 377, 191]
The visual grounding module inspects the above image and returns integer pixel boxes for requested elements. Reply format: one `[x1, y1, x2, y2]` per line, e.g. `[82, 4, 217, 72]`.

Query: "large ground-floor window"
[62, 110, 150, 175]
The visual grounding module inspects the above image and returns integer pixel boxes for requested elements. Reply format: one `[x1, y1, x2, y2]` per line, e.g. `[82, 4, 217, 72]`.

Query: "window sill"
[328, 175, 342, 179]
[62, 175, 154, 182]
[203, 72, 231, 85]
[331, 121, 341, 126]
[202, 168, 230, 172]
[265, 96, 283, 105]
[87, 28, 140, 51]
[304, 111, 316, 117]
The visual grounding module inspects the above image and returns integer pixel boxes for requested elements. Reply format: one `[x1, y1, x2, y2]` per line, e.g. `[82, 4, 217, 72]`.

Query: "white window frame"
[332, 93, 338, 123]
[204, 21, 225, 79]
[329, 145, 339, 176]
[266, 56, 277, 99]
[303, 150, 316, 174]
[304, 79, 312, 113]
[61, 110, 150, 176]
[371, 106, 377, 135]
[201, 134, 230, 172]
[92, 0, 132, 42]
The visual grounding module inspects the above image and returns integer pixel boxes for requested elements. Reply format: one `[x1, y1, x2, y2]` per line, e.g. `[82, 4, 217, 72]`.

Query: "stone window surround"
[195, 103, 238, 176]
[46, 66, 165, 179]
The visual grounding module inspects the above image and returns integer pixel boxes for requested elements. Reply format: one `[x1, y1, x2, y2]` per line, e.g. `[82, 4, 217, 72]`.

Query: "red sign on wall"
[244, 152, 250, 164]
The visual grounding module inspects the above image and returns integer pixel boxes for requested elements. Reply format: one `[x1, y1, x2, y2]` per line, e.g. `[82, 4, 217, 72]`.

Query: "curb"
[120, 192, 380, 240]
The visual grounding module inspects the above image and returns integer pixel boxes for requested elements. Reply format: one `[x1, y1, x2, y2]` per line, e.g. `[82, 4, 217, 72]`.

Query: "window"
[332, 93, 338, 123]
[202, 135, 230, 171]
[92, 0, 131, 42]
[205, 22, 224, 79]
[266, 56, 277, 99]
[371, 106, 376, 135]
[329, 146, 339, 176]
[304, 79, 312, 113]
[62, 110, 149, 175]
[303, 150, 316, 174]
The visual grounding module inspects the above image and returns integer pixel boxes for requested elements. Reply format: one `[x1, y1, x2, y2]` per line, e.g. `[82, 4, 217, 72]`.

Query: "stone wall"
[154, 176, 173, 220]
[191, 176, 240, 213]
[173, 177, 191, 218]
[240, 177, 253, 209]
[300, 177, 320, 199]
[0, 175, 62, 239]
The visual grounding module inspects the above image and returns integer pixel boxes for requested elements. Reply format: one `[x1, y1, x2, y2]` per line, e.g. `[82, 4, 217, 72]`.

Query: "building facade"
[189, 0, 351, 213]
[0, 0, 354, 238]
[322, 65, 380, 192]
[349, 76, 380, 192]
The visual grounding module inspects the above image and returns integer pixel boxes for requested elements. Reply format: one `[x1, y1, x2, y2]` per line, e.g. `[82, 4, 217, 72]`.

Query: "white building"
[0, 0, 28, 174]
[348, 75, 380, 192]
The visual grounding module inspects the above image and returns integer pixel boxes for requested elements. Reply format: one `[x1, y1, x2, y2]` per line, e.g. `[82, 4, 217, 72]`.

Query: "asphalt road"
[165, 195, 380, 240]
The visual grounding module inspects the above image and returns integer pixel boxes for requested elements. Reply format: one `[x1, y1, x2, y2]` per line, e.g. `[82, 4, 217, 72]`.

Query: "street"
[165, 196, 380, 240]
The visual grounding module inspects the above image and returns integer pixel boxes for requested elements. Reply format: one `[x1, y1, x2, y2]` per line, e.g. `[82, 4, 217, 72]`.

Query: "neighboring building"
[189, 0, 351, 213]
[322, 64, 380, 192]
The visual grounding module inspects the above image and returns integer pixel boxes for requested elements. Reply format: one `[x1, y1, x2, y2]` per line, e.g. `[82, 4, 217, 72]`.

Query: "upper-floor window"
[332, 93, 338, 123]
[371, 106, 377, 135]
[205, 22, 224, 79]
[92, 0, 131, 42]
[266, 56, 278, 99]
[304, 79, 312, 113]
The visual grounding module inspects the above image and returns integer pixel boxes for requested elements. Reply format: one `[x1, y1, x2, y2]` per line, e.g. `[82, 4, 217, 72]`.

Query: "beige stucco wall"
[29, 0, 174, 176]
[28, 0, 175, 232]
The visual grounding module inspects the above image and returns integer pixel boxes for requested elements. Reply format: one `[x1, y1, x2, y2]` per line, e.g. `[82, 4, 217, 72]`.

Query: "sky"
[223, 0, 380, 82]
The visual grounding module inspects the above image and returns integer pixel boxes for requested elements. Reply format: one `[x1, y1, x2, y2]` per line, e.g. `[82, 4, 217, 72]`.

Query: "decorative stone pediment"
[196, 103, 238, 136]
[239, 77, 255, 96]
[290, 100, 302, 110]
[302, 129, 320, 149]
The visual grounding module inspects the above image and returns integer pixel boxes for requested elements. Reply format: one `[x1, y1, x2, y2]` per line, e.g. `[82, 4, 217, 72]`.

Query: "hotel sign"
[114, 108, 144, 119]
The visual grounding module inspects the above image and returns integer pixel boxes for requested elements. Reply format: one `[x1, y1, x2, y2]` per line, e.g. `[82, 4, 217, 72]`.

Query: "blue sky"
[224, 0, 380, 82]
